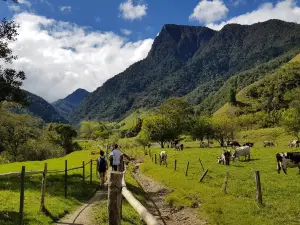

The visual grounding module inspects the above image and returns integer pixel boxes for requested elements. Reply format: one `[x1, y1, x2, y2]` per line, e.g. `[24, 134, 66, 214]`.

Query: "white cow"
[288, 140, 300, 148]
[159, 151, 167, 165]
[232, 146, 250, 161]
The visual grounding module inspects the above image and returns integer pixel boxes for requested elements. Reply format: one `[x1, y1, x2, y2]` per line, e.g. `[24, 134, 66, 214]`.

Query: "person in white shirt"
[111, 144, 131, 171]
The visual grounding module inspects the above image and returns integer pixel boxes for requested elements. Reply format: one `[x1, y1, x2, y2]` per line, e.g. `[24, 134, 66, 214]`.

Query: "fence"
[108, 160, 160, 225]
[148, 149, 263, 206]
[0, 159, 98, 225]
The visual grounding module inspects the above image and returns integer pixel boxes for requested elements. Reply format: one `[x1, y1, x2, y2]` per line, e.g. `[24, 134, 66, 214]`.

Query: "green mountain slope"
[215, 53, 300, 116]
[21, 91, 68, 123]
[52, 88, 89, 121]
[71, 20, 300, 123]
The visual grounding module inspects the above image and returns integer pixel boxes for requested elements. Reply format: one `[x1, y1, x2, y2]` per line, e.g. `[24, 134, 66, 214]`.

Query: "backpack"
[98, 157, 107, 172]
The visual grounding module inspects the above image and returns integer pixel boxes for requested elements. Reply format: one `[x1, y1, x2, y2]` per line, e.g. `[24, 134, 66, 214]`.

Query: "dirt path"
[131, 163, 207, 225]
[55, 188, 107, 225]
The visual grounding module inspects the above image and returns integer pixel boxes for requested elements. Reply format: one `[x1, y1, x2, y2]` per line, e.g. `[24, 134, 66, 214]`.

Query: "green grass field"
[141, 129, 300, 225]
[0, 140, 147, 225]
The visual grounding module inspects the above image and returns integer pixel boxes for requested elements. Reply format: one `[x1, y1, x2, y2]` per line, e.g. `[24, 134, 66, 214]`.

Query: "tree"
[47, 123, 78, 155]
[281, 108, 300, 141]
[142, 114, 176, 148]
[0, 108, 41, 161]
[0, 11, 26, 104]
[190, 116, 213, 145]
[135, 132, 150, 153]
[211, 115, 237, 146]
[159, 97, 194, 135]
[229, 88, 237, 106]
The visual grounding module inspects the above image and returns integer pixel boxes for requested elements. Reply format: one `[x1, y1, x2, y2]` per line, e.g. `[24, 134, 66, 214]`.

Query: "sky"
[1, 0, 300, 102]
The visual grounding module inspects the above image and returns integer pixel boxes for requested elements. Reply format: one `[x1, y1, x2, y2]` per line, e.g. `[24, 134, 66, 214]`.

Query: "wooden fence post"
[155, 154, 157, 164]
[200, 169, 209, 183]
[255, 171, 263, 205]
[90, 159, 93, 184]
[64, 160, 67, 199]
[174, 160, 177, 171]
[222, 172, 229, 193]
[82, 161, 85, 183]
[108, 172, 123, 225]
[185, 161, 189, 176]
[19, 166, 25, 225]
[40, 163, 48, 212]
[199, 158, 205, 172]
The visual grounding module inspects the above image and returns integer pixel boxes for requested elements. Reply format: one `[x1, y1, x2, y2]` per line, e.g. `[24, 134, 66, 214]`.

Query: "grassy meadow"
[141, 128, 300, 225]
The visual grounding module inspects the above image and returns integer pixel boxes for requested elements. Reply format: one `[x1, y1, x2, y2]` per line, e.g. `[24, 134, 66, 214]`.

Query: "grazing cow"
[232, 146, 250, 161]
[229, 141, 241, 148]
[264, 141, 274, 147]
[159, 151, 167, 165]
[174, 144, 181, 151]
[243, 142, 254, 147]
[200, 141, 209, 148]
[180, 144, 184, 151]
[217, 150, 231, 166]
[288, 140, 300, 148]
[276, 152, 300, 174]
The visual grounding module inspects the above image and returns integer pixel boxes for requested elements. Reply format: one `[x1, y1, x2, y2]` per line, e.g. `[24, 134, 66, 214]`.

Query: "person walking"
[111, 144, 122, 171]
[97, 150, 108, 188]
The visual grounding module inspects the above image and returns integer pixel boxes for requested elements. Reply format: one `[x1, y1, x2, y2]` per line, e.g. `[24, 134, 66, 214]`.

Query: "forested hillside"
[52, 88, 89, 121]
[70, 20, 300, 123]
[21, 91, 68, 124]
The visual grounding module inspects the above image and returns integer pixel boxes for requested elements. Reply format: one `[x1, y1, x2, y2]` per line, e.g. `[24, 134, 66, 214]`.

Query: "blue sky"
[0, 0, 272, 41]
[1, 0, 300, 102]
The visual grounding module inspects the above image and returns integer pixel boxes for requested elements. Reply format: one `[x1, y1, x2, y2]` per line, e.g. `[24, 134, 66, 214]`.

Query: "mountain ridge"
[70, 19, 300, 123]
[52, 88, 89, 121]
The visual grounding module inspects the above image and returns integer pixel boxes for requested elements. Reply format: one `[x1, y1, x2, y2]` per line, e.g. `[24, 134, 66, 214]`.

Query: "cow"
[217, 150, 231, 166]
[264, 141, 275, 147]
[180, 144, 184, 151]
[200, 141, 209, 148]
[243, 142, 254, 147]
[232, 146, 250, 161]
[159, 151, 167, 165]
[288, 140, 300, 148]
[276, 152, 300, 174]
[229, 141, 241, 148]
[174, 144, 181, 151]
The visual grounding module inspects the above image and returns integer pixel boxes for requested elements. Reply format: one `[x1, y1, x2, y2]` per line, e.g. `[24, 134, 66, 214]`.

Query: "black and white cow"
[229, 141, 241, 148]
[217, 150, 231, 166]
[276, 152, 300, 174]
[243, 142, 254, 147]
[232, 146, 250, 161]
[288, 140, 300, 148]
[159, 151, 167, 165]
[264, 141, 274, 147]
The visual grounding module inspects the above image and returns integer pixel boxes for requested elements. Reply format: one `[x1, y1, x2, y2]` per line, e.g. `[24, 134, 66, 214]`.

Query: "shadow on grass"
[0, 211, 41, 225]
[0, 173, 98, 224]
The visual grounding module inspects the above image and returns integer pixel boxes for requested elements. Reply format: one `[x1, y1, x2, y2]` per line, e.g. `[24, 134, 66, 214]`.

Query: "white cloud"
[19, 0, 31, 8]
[208, 0, 300, 30]
[119, 0, 147, 20]
[60, 6, 72, 12]
[120, 29, 132, 35]
[5, 13, 153, 102]
[189, 0, 229, 24]
[8, 4, 21, 12]
[231, 0, 246, 7]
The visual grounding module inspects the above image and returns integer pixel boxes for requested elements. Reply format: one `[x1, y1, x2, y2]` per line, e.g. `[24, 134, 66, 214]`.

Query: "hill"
[52, 88, 89, 121]
[70, 20, 300, 123]
[21, 90, 68, 123]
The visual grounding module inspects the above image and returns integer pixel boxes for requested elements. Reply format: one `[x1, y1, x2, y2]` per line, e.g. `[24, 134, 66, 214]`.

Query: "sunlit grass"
[141, 130, 300, 225]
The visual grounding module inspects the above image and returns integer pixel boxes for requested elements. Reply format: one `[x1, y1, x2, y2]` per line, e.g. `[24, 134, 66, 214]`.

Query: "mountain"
[22, 91, 68, 123]
[70, 20, 300, 124]
[52, 88, 89, 121]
